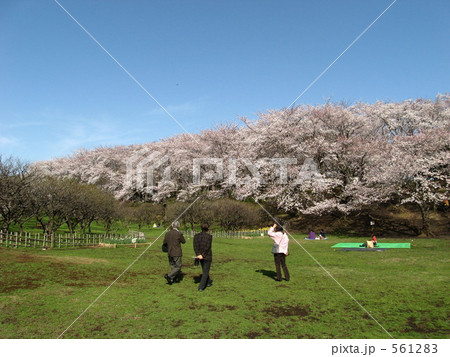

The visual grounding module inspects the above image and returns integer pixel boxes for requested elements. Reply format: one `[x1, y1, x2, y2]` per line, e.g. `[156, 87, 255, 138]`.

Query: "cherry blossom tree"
[32, 95, 450, 235]
[365, 129, 450, 236]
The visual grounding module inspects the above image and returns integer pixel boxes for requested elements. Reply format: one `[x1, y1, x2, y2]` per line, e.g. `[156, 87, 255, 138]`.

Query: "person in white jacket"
[268, 223, 290, 281]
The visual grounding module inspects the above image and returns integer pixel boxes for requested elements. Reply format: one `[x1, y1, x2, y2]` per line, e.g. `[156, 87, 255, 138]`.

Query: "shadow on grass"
[255, 269, 277, 281]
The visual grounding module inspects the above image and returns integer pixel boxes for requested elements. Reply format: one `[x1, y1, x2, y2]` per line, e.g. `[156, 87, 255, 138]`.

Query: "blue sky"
[0, 0, 449, 162]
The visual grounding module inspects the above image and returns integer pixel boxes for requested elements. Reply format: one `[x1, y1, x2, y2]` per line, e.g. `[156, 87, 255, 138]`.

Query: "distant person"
[193, 223, 213, 292]
[163, 221, 186, 285]
[268, 223, 290, 282]
[308, 229, 316, 239]
[360, 236, 377, 248]
[319, 229, 327, 239]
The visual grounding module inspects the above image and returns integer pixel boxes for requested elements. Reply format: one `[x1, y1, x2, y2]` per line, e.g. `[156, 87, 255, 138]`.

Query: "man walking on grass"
[194, 223, 213, 292]
[163, 221, 186, 285]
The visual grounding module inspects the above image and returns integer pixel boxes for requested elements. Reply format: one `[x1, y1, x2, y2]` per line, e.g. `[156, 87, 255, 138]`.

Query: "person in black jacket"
[193, 223, 213, 292]
[163, 221, 186, 284]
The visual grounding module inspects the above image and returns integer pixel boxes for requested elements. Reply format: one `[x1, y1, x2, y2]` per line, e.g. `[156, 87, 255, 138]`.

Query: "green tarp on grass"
[332, 242, 411, 249]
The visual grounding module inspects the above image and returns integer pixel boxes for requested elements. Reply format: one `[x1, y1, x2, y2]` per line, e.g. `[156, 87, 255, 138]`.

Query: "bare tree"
[211, 199, 263, 232]
[131, 202, 164, 230]
[29, 176, 72, 246]
[0, 155, 36, 232]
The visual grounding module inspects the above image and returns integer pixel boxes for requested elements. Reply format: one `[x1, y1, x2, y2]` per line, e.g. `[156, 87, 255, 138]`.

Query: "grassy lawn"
[9, 219, 167, 237]
[0, 234, 448, 339]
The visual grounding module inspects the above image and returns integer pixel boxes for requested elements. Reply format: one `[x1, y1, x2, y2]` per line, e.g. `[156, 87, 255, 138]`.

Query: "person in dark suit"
[163, 221, 186, 284]
[193, 223, 213, 292]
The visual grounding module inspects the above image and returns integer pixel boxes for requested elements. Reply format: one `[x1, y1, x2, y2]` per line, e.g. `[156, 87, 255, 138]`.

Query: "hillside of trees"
[2, 96, 448, 237]
[0, 157, 267, 235]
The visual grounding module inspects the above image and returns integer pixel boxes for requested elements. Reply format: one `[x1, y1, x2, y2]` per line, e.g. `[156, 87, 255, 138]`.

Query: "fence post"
[14, 232, 18, 248]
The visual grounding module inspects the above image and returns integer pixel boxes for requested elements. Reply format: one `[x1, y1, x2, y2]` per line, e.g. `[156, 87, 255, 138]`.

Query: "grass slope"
[0, 235, 448, 339]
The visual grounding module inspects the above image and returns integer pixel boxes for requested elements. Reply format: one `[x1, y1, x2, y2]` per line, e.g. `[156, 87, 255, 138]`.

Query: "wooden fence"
[0, 231, 145, 249]
[0, 229, 267, 248]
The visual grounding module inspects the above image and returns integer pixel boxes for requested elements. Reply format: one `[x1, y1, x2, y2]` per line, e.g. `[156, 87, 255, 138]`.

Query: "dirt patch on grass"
[171, 319, 184, 327]
[404, 316, 443, 334]
[0, 276, 41, 293]
[188, 303, 237, 312]
[205, 304, 220, 312]
[275, 284, 290, 289]
[263, 304, 311, 318]
[2, 315, 19, 325]
[0, 250, 108, 265]
[0, 251, 40, 263]
[244, 331, 263, 338]
[39, 255, 109, 265]
[224, 305, 237, 311]
[92, 325, 104, 332]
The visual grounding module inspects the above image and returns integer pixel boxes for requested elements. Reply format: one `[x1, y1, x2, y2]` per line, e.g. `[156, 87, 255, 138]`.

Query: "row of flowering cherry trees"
[36, 95, 450, 235]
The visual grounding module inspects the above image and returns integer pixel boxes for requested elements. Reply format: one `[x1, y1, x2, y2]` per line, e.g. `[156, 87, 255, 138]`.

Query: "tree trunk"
[3, 222, 11, 233]
[66, 220, 76, 235]
[418, 203, 433, 237]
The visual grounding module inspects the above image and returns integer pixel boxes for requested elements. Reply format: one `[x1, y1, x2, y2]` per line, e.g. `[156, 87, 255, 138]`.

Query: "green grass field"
[9, 219, 167, 237]
[0, 234, 448, 339]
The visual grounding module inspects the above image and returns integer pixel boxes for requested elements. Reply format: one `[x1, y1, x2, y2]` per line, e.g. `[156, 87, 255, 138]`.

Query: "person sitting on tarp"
[307, 230, 316, 239]
[360, 236, 378, 248]
[319, 229, 326, 239]
[372, 236, 377, 246]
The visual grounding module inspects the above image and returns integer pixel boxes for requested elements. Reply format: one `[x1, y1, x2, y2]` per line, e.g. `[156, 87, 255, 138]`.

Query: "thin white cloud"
[6, 121, 46, 129]
[0, 136, 17, 146]
[47, 115, 139, 158]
